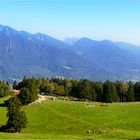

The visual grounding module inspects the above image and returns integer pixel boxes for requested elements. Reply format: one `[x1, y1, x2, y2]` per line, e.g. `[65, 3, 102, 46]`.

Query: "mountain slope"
[69, 38, 140, 80]
[0, 25, 86, 80]
[0, 25, 140, 81]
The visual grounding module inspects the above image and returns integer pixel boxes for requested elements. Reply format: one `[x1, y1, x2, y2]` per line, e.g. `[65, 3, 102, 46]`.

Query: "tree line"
[13, 77, 140, 103]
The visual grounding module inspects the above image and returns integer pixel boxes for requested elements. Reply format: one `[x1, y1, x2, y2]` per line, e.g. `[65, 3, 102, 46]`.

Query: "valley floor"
[0, 96, 140, 140]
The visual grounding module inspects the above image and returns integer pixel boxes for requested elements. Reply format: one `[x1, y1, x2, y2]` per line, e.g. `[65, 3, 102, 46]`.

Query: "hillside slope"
[0, 97, 140, 139]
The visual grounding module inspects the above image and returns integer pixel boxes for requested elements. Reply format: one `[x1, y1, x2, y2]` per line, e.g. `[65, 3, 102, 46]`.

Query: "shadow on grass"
[0, 100, 9, 107]
[0, 103, 7, 107]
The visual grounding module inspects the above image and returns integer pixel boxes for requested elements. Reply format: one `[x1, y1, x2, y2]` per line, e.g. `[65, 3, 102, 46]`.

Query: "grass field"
[0, 96, 140, 140]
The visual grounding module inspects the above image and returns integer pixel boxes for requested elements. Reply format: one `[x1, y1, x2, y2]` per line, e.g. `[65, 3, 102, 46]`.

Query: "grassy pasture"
[0, 96, 140, 139]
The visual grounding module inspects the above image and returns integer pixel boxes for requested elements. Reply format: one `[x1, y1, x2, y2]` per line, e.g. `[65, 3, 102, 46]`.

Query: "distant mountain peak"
[35, 32, 47, 37]
[74, 37, 99, 48]
[78, 37, 95, 42]
[0, 25, 18, 37]
[2, 25, 15, 31]
[101, 40, 114, 44]
[64, 37, 79, 45]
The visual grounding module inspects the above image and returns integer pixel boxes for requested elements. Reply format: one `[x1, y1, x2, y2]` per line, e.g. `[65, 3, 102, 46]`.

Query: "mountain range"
[0, 25, 140, 81]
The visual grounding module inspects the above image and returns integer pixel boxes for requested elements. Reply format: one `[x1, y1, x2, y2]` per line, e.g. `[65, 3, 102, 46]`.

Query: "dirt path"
[31, 95, 47, 104]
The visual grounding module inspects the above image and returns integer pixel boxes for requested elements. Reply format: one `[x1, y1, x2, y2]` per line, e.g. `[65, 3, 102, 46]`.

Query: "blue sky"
[0, 0, 140, 44]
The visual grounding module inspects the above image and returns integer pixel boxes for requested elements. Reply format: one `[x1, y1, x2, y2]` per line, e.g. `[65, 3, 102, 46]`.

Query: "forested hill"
[0, 25, 140, 81]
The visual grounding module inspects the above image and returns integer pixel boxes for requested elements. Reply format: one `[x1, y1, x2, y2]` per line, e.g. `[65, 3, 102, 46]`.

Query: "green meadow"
[0, 96, 140, 140]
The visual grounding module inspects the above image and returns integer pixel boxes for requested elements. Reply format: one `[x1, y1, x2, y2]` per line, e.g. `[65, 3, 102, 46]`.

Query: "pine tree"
[126, 82, 135, 102]
[5, 97, 27, 133]
[12, 80, 17, 89]
[103, 81, 115, 103]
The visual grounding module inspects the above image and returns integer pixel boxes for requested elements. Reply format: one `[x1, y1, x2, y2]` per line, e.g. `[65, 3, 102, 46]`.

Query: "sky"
[0, 0, 140, 45]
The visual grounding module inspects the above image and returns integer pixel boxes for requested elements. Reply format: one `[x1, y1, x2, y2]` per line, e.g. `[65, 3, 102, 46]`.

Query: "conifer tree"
[3, 97, 27, 133]
[126, 82, 135, 102]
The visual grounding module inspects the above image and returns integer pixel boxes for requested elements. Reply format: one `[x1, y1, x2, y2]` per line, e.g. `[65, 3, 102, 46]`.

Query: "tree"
[12, 80, 17, 89]
[16, 77, 41, 90]
[0, 81, 11, 97]
[126, 82, 135, 102]
[115, 81, 128, 102]
[6, 81, 9, 86]
[103, 81, 110, 103]
[134, 82, 140, 101]
[70, 80, 79, 97]
[63, 79, 72, 96]
[77, 80, 93, 100]
[40, 79, 54, 95]
[18, 86, 38, 105]
[110, 83, 119, 102]
[103, 80, 118, 103]
[1, 97, 27, 133]
[53, 84, 65, 96]
[94, 82, 103, 102]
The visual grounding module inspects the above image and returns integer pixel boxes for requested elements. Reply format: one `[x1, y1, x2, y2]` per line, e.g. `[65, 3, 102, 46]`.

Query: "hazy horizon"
[0, 0, 140, 45]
